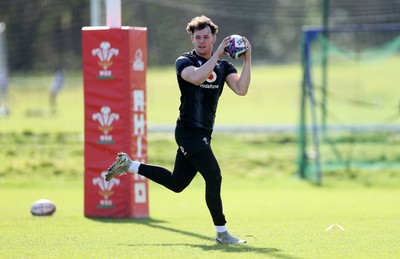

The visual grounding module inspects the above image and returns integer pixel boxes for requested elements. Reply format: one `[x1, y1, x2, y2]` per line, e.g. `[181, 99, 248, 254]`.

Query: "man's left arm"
[226, 37, 252, 96]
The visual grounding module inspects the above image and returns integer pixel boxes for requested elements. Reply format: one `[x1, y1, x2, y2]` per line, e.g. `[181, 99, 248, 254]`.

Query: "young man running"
[105, 15, 252, 244]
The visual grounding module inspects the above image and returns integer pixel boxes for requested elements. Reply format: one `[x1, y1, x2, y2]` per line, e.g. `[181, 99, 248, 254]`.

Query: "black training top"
[175, 50, 237, 130]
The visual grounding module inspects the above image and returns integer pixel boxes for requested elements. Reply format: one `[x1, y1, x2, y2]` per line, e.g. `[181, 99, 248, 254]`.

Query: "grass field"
[1, 175, 400, 258]
[1, 131, 399, 258]
[1, 65, 400, 258]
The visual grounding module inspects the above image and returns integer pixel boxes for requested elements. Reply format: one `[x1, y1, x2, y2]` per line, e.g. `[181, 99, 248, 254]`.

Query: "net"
[0, 23, 9, 117]
[298, 25, 400, 184]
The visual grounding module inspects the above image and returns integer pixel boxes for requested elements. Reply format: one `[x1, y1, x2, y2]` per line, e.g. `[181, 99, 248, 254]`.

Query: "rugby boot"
[105, 152, 132, 181]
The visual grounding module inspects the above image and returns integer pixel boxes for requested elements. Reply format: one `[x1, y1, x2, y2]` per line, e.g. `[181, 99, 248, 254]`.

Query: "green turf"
[1, 131, 400, 258]
[2, 177, 400, 258]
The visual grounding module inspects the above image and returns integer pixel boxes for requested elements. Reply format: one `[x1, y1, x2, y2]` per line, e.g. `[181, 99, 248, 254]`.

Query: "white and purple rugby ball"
[31, 199, 56, 216]
[224, 34, 248, 59]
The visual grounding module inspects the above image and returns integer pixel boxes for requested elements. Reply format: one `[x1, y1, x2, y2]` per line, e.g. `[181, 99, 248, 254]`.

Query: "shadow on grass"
[89, 217, 298, 258]
[125, 242, 282, 254]
[89, 217, 167, 225]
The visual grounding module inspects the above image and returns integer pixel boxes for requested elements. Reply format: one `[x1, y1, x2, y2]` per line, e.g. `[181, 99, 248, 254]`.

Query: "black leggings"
[138, 148, 226, 226]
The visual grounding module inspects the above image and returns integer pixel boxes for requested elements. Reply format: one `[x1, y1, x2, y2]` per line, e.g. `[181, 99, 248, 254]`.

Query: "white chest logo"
[206, 71, 217, 83]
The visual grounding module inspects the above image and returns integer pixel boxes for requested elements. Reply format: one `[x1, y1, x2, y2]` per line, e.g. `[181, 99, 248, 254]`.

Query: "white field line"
[148, 124, 400, 133]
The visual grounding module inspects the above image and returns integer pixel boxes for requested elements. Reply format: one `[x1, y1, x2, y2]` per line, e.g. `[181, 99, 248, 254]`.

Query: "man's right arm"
[180, 36, 231, 86]
[180, 55, 219, 86]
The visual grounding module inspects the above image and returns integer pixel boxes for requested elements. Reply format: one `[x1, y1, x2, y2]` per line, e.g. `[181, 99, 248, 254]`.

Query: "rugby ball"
[224, 34, 248, 59]
[31, 199, 56, 216]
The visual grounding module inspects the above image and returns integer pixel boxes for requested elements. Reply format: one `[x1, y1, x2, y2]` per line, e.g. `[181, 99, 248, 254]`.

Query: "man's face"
[191, 26, 216, 58]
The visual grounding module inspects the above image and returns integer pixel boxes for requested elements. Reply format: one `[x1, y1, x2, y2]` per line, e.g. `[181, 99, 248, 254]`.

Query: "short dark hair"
[186, 15, 219, 35]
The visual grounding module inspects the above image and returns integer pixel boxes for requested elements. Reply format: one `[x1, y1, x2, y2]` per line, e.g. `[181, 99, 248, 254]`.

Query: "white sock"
[215, 225, 227, 233]
[128, 161, 141, 173]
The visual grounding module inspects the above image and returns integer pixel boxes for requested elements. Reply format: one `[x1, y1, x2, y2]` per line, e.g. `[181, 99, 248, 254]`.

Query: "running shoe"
[215, 231, 247, 244]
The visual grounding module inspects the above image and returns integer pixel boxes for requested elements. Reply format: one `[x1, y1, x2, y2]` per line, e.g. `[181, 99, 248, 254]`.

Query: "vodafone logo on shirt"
[206, 71, 217, 83]
[200, 71, 219, 89]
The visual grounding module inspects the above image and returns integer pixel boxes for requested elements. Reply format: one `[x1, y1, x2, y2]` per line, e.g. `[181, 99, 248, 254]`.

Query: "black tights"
[138, 148, 226, 226]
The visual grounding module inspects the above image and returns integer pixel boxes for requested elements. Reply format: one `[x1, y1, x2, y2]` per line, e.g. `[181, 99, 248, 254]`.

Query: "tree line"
[0, 0, 399, 71]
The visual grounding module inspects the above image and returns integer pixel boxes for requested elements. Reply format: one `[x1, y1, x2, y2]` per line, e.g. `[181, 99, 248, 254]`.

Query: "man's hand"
[215, 36, 232, 58]
[242, 37, 252, 62]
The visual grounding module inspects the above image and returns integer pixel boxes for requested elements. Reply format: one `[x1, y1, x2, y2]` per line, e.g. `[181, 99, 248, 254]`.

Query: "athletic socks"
[215, 225, 228, 233]
[128, 161, 141, 173]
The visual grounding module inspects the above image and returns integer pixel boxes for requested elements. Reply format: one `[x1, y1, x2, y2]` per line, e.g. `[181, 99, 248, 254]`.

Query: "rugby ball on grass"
[31, 199, 56, 216]
[224, 34, 248, 59]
